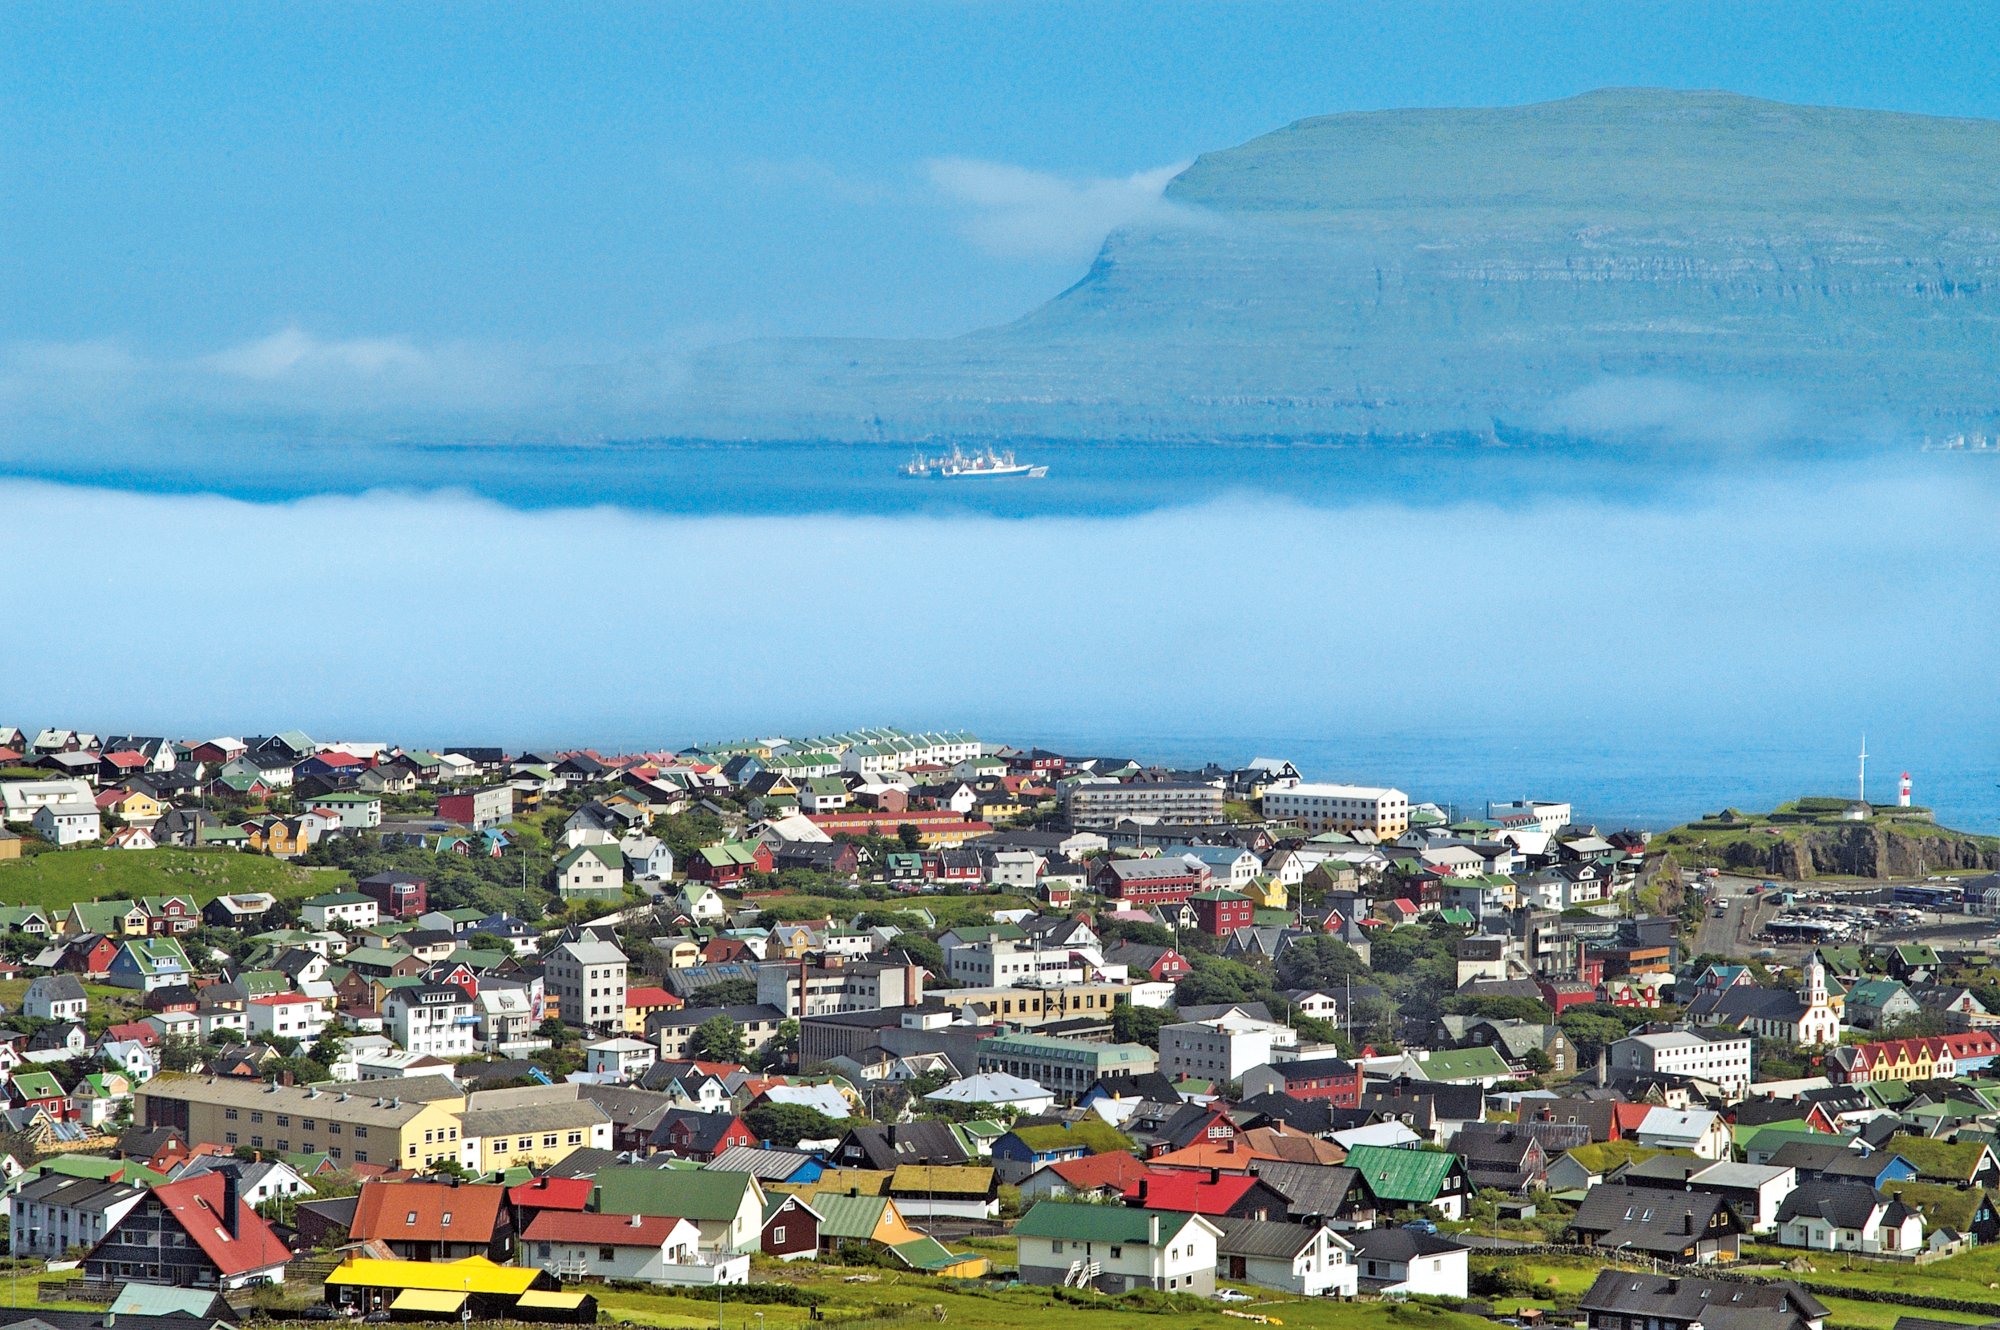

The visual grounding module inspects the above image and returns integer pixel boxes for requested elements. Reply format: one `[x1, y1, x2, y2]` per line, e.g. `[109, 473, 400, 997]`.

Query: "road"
[1689, 871, 1999, 963]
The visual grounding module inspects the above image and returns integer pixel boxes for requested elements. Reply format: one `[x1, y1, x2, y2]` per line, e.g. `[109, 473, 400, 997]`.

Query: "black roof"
[1347, 1227, 1468, 1263]
[1580, 1270, 1828, 1330]
[1570, 1183, 1738, 1255]
[1778, 1180, 1905, 1230]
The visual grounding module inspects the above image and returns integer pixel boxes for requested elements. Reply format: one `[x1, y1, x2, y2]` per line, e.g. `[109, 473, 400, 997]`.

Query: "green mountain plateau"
[678, 89, 2000, 444]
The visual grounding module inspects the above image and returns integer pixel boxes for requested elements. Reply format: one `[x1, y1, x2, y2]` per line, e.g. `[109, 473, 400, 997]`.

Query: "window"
[406, 1211, 418, 1225]
[225, 1132, 238, 1145]
[224, 1109, 239, 1120]
[355, 1126, 368, 1138]
[251, 1111, 264, 1124]
[440, 1213, 452, 1227]
[598, 1246, 615, 1262]
[330, 1122, 342, 1134]
[277, 1115, 290, 1126]
[1109, 1246, 1122, 1259]
[773, 1226, 787, 1244]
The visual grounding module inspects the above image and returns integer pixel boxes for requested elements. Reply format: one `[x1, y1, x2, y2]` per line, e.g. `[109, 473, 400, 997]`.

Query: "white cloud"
[4, 466, 1994, 761]
[1545, 376, 1803, 449]
[202, 327, 433, 382]
[925, 157, 1189, 260]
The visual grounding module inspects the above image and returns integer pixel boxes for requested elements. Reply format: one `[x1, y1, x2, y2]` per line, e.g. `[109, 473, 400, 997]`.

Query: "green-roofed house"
[1409, 1045, 1513, 1086]
[106, 936, 194, 992]
[1844, 978, 1921, 1030]
[66, 899, 142, 938]
[1014, 1200, 1221, 1294]
[302, 892, 380, 930]
[1545, 1142, 1673, 1193]
[1884, 1179, 2000, 1243]
[1884, 1134, 2000, 1188]
[1342, 1144, 1471, 1220]
[555, 845, 626, 899]
[990, 1120, 1137, 1184]
[890, 1236, 986, 1277]
[105, 1285, 234, 1319]
[589, 1165, 765, 1255]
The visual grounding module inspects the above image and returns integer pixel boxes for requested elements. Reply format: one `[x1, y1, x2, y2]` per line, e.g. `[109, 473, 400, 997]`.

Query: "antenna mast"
[1858, 735, 1869, 804]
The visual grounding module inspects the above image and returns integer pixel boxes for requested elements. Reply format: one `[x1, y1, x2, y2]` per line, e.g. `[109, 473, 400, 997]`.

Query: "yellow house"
[660, 937, 703, 970]
[1246, 875, 1289, 910]
[976, 793, 1026, 822]
[246, 819, 309, 857]
[767, 923, 819, 960]
[623, 986, 679, 1035]
[102, 789, 163, 824]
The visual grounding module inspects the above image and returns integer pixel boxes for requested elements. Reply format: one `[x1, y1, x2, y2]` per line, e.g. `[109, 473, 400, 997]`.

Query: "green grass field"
[0, 847, 348, 912]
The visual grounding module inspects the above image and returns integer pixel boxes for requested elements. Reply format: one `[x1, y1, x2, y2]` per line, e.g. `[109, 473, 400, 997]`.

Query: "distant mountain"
[676, 89, 2000, 445]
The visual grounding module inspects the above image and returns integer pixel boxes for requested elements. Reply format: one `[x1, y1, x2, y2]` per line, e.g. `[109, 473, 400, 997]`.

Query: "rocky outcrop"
[1720, 826, 2000, 880]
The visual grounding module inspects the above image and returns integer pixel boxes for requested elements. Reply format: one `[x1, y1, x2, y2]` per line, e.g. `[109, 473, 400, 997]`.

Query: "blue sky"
[7, 2, 1999, 360]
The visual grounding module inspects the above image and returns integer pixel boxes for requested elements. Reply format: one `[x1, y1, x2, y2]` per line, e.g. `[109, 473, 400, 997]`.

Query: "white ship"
[901, 446, 1048, 479]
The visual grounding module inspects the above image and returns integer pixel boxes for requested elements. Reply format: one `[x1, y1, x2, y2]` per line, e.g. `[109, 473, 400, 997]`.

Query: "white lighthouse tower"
[1899, 772, 1913, 808]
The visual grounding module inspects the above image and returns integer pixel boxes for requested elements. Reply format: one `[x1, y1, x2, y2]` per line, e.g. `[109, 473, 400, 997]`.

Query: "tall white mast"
[1858, 734, 1868, 804]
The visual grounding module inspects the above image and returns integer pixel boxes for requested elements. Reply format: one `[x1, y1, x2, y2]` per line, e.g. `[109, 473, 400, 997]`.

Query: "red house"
[1095, 857, 1210, 905]
[650, 1108, 756, 1161]
[761, 1193, 821, 1259]
[1188, 889, 1255, 936]
[687, 841, 774, 885]
[60, 935, 121, 978]
[1250, 1055, 1363, 1108]
[357, 871, 428, 919]
[1537, 979, 1599, 1015]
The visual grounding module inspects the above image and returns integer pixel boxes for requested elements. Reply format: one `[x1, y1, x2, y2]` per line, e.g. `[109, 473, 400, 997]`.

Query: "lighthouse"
[1900, 772, 1913, 808]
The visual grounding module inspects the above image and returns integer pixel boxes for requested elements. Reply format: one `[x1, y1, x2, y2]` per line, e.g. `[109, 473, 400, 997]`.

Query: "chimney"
[220, 1168, 239, 1237]
[1148, 1213, 1159, 1246]
[1137, 1180, 1148, 1202]
[1209, 1168, 1221, 1185]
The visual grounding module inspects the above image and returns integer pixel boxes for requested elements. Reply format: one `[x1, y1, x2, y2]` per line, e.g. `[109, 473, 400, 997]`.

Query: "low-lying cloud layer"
[924, 157, 1190, 261]
[11, 466, 1993, 756]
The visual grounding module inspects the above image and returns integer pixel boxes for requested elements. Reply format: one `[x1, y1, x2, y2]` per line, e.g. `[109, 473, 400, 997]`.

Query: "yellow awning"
[516, 1293, 589, 1309]
[391, 1291, 469, 1313]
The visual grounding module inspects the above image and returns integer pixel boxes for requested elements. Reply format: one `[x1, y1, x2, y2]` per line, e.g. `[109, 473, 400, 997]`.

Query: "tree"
[897, 823, 924, 851]
[689, 1015, 745, 1062]
[1275, 936, 1372, 990]
[744, 1101, 841, 1147]
[1521, 1047, 1554, 1075]
[1445, 994, 1553, 1024]
[537, 1017, 572, 1045]
[762, 1019, 801, 1072]
[157, 1034, 205, 1072]
[696, 977, 760, 1007]
[1111, 1000, 1170, 1048]
[1556, 1010, 1631, 1064]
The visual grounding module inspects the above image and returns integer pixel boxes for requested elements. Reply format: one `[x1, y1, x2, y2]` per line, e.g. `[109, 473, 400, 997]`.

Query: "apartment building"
[135, 1074, 466, 1169]
[1262, 783, 1410, 836]
[754, 959, 924, 1018]
[545, 939, 628, 1033]
[943, 938, 1125, 988]
[975, 1033, 1158, 1097]
[1158, 1012, 1299, 1082]
[1610, 1030, 1755, 1097]
[1065, 781, 1225, 830]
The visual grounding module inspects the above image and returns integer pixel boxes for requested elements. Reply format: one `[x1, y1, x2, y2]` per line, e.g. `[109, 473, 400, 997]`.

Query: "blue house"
[988, 1122, 1130, 1184]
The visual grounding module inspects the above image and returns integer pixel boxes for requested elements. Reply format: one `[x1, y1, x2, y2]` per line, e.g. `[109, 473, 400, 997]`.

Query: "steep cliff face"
[682, 90, 2000, 443]
[1721, 827, 2000, 880]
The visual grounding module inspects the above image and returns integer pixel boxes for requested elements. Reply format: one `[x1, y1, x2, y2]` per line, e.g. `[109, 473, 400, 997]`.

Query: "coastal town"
[0, 725, 1997, 1330]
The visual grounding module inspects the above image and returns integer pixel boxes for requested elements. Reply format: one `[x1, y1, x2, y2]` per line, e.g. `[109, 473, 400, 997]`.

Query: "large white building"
[381, 983, 476, 1058]
[1159, 1012, 1299, 1083]
[1609, 1029, 1755, 1096]
[1262, 783, 1410, 836]
[546, 939, 628, 1033]
[1484, 800, 1574, 835]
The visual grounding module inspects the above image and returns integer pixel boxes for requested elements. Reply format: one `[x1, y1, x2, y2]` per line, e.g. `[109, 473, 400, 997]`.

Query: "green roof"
[891, 1236, 975, 1270]
[591, 1165, 755, 1221]
[1343, 1144, 1462, 1203]
[1896, 944, 1940, 966]
[11, 1070, 64, 1099]
[1845, 978, 1909, 1007]
[107, 1286, 227, 1318]
[1015, 1200, 1193, 1245]
[1884, 1179, 1996, 1232]
[811, 1193, 892, 1239]
[696, 843, 758, 868]
[558, 844, 624, 871]
[1885, 1133, 1996, 1184]
[238, 970, 290, 997]
[1416, 1046, 1512, 1082]
[1560, 1141, 1670, 1176]
[1006, 1120, 1134, 1155]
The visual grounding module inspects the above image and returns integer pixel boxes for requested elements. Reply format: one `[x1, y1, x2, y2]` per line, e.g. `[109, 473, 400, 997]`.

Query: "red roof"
[248, 993, 314, 1007]
[351, 1180, 508, 1243]
[1122, 1169, 1263, 1215]
[1047, 1150, 1150, 1191]
[102, 751, 148, 769]
[146, 1174, 291, 1278]
[105, 1021, 159, 1046]
[522, 1210, 694, 1247]
[506, 1176, 594, 1211]
[625, 986, 678, 1009]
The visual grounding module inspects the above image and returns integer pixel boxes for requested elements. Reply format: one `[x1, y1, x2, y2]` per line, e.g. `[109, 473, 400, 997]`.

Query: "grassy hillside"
[0, 847, 348, 912]
[1653, 797, 1999, 880]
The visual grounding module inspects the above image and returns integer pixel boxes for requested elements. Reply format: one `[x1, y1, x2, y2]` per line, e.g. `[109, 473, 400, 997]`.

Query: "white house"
[172, 1156, 312, 1207]
[0, 779, 93, 824]
[1015, 1203, 1220, 1295]
[1214, 1219, 1356, 1298]
[245, 994, 328, 1045]
[519, 1211, 741, 1285]
[621, 835, 676, 880]
[22, 975, 87, 1023]
[923, 1072, 1055, 1116]
[300, 893, 379, 931]
[381, 983, 477, 1058]
[586, 1038, 659, 1082]
[1610, 1030, 1755, 1097]
[32, 802, 100, 846]
[1634, 1106, 1732, 1160]
[986, 851, 1044, 891]
[1777, 1182, 1924, 1255]
[1348, 1229, 1468, 1299]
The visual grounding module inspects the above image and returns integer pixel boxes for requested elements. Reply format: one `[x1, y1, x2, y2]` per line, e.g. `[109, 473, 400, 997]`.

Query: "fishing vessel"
[901, 446, 1048, 479]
